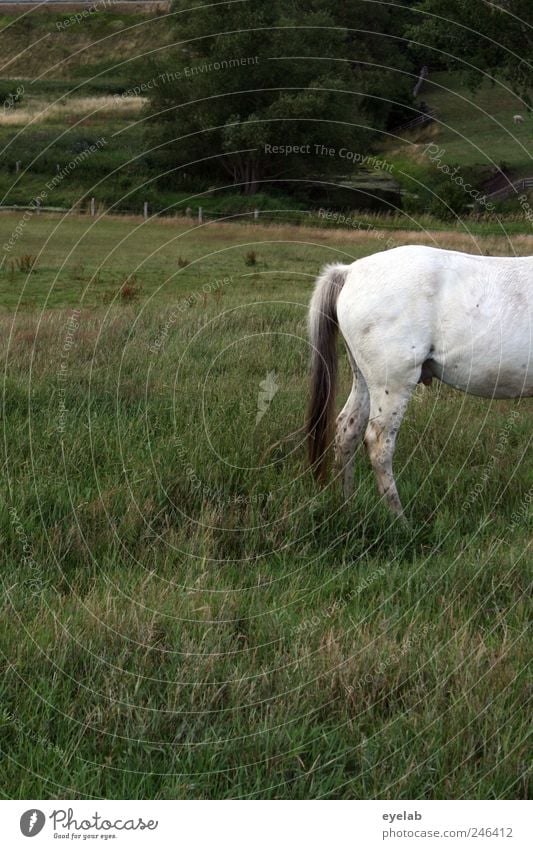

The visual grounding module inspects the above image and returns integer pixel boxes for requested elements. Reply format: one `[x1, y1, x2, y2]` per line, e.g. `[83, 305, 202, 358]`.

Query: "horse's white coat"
[337, 245, 533, 400]
[309, 245, 532, 517]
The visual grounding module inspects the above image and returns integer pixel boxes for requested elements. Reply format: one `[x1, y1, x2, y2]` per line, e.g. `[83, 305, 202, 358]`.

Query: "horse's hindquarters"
[330, 244, 533, 515]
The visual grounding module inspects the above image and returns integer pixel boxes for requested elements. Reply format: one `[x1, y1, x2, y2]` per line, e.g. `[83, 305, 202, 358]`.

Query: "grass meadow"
[391, 72, 533, 170]
[0, 213, 531, 799]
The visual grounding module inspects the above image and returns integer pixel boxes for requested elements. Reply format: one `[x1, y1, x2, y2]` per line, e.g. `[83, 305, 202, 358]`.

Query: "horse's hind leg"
[364, 374, 418, 518]
[335, 354, 370, 497]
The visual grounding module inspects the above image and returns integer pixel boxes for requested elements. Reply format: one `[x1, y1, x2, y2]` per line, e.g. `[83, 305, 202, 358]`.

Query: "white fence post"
[143, 201, 148, 220]
[90, 197, 95, 217]
[198, 207, 203, 223]
[254, 208, 259, 220]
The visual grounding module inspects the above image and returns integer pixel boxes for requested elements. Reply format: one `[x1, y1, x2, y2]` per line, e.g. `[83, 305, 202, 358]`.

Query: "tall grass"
[0, 217, 530, 799]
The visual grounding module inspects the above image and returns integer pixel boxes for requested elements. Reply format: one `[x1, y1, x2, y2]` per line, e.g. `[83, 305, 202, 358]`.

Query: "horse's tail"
[306, 262, 350, 482]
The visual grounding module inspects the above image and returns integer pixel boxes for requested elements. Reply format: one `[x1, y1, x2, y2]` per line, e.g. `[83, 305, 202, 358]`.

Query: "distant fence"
[0, 202, 426, 236]
[0, 204, 66, 214]
[486, 177, 533, 201]
[1, 179, 531, 228]
[0, 203, 378, 227]
[0, 201, 264, 223]
[395, 107, 438, 133]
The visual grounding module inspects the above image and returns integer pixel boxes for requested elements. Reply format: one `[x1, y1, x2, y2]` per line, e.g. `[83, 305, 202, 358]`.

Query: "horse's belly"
[431, 275, 533, 398]
[431, 355, 533, 398]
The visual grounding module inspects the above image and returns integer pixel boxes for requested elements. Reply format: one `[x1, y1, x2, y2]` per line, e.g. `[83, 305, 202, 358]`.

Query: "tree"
[142, 0, 416, 194]
[407, 1, 533, 100]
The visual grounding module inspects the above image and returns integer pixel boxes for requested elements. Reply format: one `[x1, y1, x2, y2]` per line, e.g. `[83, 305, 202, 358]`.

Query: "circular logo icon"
[20, 810, 46, 837]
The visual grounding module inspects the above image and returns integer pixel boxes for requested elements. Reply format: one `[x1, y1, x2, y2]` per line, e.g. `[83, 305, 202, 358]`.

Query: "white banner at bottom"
[2, 799, 530, 848]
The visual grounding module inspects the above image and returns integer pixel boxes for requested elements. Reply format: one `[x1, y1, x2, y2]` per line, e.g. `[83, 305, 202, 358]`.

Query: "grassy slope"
[0, 215, 531, 798]
[387, 72, 533, 172]
[422, 73, 531, 169]
[0, 9, 171, 80]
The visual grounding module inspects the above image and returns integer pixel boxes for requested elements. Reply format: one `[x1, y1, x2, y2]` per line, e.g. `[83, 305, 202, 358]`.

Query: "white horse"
[306, 245, 532, 517]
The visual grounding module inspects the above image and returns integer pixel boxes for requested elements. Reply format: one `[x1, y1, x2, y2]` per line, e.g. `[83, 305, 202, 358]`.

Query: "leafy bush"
[0, 81, 24, 110]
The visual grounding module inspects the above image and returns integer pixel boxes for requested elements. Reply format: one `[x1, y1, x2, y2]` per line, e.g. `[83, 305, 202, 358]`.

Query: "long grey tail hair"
[306, 262, 350, 481]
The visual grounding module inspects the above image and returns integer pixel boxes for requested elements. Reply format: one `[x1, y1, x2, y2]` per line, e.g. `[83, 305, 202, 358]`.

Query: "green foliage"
[0, 80, 24, 110]
[1, 5, 532, 218]
[142, 0, 415, 193]
[408, 1, 533, 102]
[399, 162, 482, 220]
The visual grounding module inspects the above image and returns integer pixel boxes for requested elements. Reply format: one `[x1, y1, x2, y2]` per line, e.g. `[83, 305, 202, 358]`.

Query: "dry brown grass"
[79, 211, 533, 256]
[0, 95, 145, 127]
[191, 220, 533, 258]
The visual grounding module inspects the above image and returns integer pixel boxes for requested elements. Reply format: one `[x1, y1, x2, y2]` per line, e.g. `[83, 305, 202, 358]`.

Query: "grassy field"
[0, 214, 531, 799]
